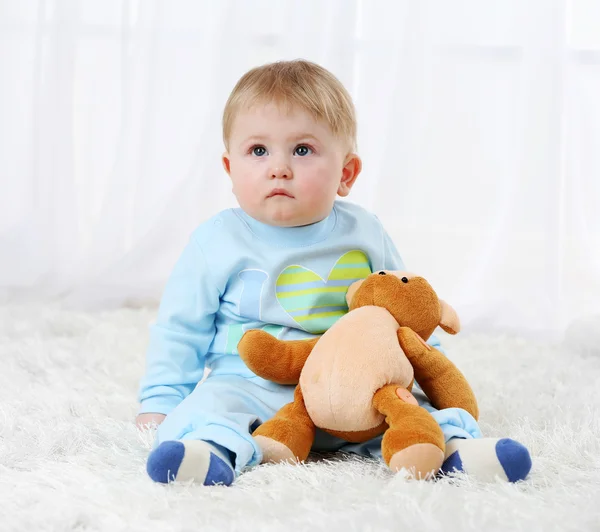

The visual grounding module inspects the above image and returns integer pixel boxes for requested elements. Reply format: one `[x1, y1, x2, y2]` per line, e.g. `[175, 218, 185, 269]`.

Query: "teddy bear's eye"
[378, 271, 386, 275]
[401, 277, 409, 283]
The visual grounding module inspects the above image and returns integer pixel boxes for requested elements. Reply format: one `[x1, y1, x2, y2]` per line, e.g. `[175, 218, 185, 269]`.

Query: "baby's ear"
[439, 300, 461, 334]
[337, 154, 362, 197]
[222, 152, 231, 175]
[346, 279, 365, 306]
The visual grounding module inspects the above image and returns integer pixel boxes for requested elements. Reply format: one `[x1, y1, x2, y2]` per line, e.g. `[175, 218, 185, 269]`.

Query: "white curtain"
[1, 0, 599, 339]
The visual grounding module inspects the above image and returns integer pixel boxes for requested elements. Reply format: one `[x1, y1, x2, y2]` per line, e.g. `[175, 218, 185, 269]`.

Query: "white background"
[1, 0, 599, 339]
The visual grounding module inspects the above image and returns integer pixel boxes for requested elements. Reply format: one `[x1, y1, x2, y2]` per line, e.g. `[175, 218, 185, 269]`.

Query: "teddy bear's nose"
[401, 277, 409, 283]
[378, 271, 386, 275]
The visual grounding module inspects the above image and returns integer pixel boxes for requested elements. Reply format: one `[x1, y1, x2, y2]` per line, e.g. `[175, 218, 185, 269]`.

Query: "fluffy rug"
[1, 305, 599, 532]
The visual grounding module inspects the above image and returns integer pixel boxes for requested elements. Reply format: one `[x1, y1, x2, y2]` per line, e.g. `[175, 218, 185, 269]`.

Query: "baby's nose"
[270, 165, 292, 179]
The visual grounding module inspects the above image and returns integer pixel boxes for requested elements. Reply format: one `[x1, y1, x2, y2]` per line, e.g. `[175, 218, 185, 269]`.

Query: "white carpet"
[1, 305, 599, 532]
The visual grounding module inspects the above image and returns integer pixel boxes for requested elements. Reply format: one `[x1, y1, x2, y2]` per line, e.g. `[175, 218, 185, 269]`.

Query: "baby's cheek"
[299, 180, 326, 199]
[302, 168, 338, 196]
[233, 181, 260, 209]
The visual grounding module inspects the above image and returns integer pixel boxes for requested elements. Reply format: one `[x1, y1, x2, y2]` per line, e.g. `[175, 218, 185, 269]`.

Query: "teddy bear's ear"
[439, 300, 461, 335]
[346, 278, 365, 306]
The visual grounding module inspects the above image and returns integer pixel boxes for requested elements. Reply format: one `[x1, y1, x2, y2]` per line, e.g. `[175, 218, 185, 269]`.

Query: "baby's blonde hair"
[223, 59, 357, 152]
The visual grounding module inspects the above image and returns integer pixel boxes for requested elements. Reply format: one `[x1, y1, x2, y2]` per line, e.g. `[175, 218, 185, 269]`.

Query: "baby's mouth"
[267, 189, 294, 199]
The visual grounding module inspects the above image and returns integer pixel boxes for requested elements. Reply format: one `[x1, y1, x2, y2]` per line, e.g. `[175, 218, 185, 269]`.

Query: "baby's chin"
[253, 204, 325, 228]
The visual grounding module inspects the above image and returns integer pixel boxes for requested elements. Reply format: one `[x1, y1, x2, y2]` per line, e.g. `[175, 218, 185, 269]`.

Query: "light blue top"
[138, 201, 442, 415]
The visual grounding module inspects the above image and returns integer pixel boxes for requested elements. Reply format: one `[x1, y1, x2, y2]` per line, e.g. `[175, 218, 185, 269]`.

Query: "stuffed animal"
[237, 271, 479, 479]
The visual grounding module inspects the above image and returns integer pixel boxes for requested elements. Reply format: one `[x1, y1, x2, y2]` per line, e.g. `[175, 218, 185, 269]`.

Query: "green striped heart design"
[276, 250, 371, 334]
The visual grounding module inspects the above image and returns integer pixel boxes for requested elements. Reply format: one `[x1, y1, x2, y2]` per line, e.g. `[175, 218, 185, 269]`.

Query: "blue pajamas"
[155, 372, 481, 475]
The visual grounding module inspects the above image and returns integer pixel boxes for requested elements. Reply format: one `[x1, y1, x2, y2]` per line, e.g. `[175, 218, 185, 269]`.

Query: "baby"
[136, 60, 531, 486]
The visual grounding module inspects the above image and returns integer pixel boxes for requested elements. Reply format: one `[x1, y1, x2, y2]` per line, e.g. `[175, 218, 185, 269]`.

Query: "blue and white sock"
[146, 440, 235, 486]
[440, 437, 532, 482]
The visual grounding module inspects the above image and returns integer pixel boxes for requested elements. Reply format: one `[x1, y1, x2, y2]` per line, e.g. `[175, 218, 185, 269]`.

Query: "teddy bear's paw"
[237, 330, 278, 369]
[238, 329, 273, 356]
[254, 435, 299, 464]
[389, 443, 444, 480]
[397, 327, 430, 358]
[395, 387, 419, 405]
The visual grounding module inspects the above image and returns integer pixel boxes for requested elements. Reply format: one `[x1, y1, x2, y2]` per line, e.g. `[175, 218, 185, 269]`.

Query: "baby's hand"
[135, 413, 166, 429]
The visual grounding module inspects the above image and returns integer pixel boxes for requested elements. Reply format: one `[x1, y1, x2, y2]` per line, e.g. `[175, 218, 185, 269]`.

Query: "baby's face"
[223, 103, 359, 227]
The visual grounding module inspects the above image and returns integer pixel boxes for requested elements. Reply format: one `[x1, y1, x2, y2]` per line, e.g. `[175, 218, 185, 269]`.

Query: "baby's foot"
[146, 440, 234, 486]
[440, 437, 532, 482]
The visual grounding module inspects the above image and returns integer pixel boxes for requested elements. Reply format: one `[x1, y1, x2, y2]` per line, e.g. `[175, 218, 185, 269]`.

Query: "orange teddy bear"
[238, 270, 479, 479]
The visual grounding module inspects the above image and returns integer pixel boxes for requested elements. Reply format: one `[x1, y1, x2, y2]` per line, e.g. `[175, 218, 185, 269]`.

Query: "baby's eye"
[251, 146, 267, 156]
[294, 145, 313, 156]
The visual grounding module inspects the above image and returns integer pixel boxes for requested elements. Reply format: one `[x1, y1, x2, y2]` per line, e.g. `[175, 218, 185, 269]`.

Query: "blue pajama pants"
[154, 373, 482, 475]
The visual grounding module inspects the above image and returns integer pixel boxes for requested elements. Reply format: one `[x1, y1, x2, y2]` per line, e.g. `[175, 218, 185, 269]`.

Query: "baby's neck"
[236, 208, 337, 247]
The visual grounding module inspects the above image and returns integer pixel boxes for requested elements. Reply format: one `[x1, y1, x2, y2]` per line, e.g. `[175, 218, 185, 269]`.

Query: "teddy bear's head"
[345, 271, 460, 341]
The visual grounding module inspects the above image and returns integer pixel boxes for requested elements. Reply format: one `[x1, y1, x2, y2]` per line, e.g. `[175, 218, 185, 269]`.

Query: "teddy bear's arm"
[397, 327, 479, 420]
[237, 330, 319, 385]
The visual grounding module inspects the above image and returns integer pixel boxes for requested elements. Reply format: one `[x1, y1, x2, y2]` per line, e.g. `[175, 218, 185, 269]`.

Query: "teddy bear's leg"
[253, 385, 316, 464]
[373, 384, 445, 479]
